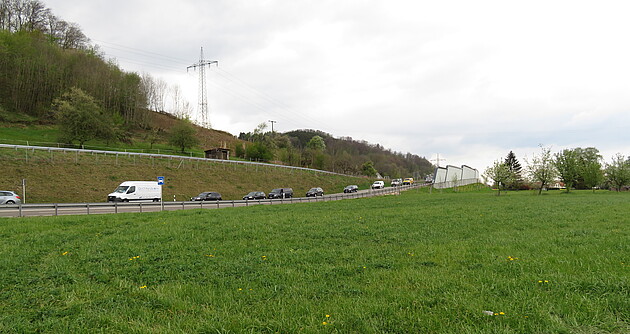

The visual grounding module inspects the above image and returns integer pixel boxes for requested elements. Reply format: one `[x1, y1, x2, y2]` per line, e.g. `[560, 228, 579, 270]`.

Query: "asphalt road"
[0, 186, 416, 218]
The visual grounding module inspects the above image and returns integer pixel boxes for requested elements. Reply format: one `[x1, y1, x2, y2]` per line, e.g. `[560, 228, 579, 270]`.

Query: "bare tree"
[526, 145, 558, 195]
[484, 160, 513, 196]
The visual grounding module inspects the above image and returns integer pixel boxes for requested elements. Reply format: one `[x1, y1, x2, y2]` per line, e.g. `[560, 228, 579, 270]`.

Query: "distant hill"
[285, 130, 433, 179]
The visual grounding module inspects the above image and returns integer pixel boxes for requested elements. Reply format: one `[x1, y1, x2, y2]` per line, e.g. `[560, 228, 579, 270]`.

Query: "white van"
[107, 181, 161, 202]
[371, 181, 385, 189]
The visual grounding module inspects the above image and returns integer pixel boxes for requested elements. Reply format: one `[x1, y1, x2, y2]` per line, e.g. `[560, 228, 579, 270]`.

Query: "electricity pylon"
[187, 47, 218, 128]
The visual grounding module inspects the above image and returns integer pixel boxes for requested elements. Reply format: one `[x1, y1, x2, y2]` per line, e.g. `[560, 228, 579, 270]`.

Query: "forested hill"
[287, 130, 433, 179]
[238, 129, 433, 179]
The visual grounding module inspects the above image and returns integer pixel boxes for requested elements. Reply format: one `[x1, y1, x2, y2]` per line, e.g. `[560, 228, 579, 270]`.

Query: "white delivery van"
[107, 181, 161, 202]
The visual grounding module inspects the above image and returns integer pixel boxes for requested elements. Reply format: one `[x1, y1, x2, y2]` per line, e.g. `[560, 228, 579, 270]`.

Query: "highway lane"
[0, 186, 416, 218]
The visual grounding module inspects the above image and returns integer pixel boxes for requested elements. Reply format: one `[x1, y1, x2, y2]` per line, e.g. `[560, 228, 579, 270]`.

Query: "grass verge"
[0, 190, 627, 333]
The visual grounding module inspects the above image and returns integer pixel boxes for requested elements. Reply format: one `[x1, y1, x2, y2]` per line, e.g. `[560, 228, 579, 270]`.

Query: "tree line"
[1, 0, 88, 49]
[237, 126, 434, 178]
[485, 146, 630, 195]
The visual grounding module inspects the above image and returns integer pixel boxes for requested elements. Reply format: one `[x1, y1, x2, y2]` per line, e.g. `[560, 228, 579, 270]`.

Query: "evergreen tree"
[504, 151, 523, 189]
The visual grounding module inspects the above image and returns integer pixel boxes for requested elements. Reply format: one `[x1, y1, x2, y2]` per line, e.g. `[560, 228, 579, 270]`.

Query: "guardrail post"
[87, 203, 90, 215]
[139, 203, 142, 213]
[232, 201, 235, 208]
[54, 203, 58, 216]
[182, 202, 185, 210]
[216, 201, 219, 209]
[115, 202, 118, 214]
[19, 204, 22, 217]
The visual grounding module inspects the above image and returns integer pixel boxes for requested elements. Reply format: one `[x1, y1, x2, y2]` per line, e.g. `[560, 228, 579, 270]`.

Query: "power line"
[92, 39, 340, 133]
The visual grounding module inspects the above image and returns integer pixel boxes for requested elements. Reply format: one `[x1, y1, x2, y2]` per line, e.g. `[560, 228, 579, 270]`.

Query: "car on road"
[267, 188, 293, 199]
[191, 192, 222, 201]
[343, 185, 359, 193]
[243, 191, 266, 200]
[107, 181, 161, 202]
[403, 178, 414, 185]
[391, 178, 402, 187]
[0, 191, 21, 205]
[371, 181, 385, 189]
[306, 187, 324, 197]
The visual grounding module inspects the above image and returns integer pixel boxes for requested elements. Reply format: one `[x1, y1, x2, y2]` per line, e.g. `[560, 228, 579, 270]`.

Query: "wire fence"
[0, 143, 355, 177]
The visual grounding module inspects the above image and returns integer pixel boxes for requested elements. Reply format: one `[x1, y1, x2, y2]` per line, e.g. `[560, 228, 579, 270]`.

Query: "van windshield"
[114, 186, 129, 193]
[270, 189, 281, 193]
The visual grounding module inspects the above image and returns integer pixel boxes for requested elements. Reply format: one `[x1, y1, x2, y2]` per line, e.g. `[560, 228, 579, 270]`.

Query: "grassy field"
[0, 189, 627, 333]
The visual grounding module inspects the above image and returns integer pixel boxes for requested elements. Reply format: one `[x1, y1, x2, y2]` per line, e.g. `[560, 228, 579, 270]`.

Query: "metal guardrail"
[0, 143, 356, 177]
[0, 184, 427, 218]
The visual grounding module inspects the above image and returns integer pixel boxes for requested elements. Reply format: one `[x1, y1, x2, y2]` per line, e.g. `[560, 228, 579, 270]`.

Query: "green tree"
[604, 154, 630, 191]
[306, 135, 326, 151]
[526, 145, 558, 195]
[245, 142, 273, 161]
[575, 147, 603, 192]
[484, 160, 512, 196]
[362, 161, 378, 177]
[168, 119, 198, 153]
[504, 151, 523, 190]
[53, 87, 114, 146]
[554, 149, 580, 192]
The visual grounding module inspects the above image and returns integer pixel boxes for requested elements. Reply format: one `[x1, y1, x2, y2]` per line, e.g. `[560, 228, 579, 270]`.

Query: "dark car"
[191, 192, 222, 201]
[343, 185, 358, 193]
[306, 187, 324, 197]
[267, 188, 293, 199]
[0, 191, 21, 204]
[243, 191, 266, 200]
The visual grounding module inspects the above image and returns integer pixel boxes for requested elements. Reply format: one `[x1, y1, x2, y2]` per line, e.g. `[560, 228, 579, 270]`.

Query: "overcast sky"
[45, 0, 630, 172]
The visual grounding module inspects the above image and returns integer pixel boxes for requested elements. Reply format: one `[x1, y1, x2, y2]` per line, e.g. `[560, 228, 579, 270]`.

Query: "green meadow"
[0, 189, 627, 333]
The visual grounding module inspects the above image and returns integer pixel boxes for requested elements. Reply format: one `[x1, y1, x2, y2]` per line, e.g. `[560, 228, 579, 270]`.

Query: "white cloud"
[44, 0, 630, 171]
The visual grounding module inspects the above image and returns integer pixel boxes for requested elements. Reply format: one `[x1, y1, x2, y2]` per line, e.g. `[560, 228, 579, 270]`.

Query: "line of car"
[2, 178, 415, 205]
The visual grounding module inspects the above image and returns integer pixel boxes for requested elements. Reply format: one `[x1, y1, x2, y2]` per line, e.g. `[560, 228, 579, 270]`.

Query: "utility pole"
[268, 120, 277, 132]
[187, 47, 218, 128]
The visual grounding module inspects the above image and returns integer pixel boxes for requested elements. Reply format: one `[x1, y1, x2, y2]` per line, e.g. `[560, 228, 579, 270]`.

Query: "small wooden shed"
[205, 148, 230, 160]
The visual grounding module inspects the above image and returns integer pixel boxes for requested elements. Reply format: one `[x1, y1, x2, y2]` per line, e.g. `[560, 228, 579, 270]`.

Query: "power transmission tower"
[187, 47, 218, 128]
[268, 120, 277, 132]
[431, 153, 446, 167]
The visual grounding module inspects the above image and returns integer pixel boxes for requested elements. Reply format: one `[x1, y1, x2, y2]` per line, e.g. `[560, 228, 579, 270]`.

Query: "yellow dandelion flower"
[538, 280, 543, 283]
[238, 288, 242, 291]
[499, 312, 505, 315]
[139, 285, 147, 289]
[61, 251, 69, 256]
[322, 322, 327, 325]
[325, 314, 330, 318]
[494, 313, 498, 316]
[544, 280, 549, 283]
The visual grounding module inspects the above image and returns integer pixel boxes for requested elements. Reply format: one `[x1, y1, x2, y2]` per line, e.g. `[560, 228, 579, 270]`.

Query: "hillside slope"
[0, 146, 373, 203]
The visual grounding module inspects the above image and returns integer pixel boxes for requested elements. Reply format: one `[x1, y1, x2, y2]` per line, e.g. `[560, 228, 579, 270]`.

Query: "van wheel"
[153, 198, 160, 202]
[123, 199, 129, 202]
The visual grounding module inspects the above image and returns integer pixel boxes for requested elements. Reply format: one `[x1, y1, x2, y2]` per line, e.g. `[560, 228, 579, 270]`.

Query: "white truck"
[107, 181, 161, 202]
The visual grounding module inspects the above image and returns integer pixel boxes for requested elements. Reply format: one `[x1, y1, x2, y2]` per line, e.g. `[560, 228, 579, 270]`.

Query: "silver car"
[0, 191, 21, 204]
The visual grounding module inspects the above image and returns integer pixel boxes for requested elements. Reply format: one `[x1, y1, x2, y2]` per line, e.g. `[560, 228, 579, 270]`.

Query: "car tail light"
[16, 195, 21, 199]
